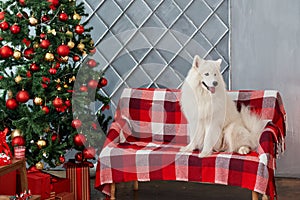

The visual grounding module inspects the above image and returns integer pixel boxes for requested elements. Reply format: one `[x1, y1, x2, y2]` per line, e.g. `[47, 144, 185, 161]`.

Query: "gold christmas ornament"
[90, 40, 94, 46]
[66, 30, 73, 37]
[13, 50, 22, 60]
[57, 86, 62, 91]
[48, 29, 56, 35]
[7, 90, 13, 98]
[35, 161, 44, 170]
[64, 83, 68, 88]
[77, 43, 85, 51]
[34, 97, 43, 105]
[61, 56, 69, 63]
[73, 12, 81, 20]
[15, 75, 22, 83]
[55, 78, 61, 83]
[37, 138, 47, 149]
[45, 52, 55, 62]
[67, 40, 75, 49]
[43, 126, 50, 133]
[33, 42, 39, 49]
[11, 129, 22, 139]
[29, 16, 38, 26]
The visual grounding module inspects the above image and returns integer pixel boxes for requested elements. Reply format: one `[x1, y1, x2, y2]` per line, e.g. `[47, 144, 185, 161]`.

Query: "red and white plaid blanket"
[95, 88, 286, 199]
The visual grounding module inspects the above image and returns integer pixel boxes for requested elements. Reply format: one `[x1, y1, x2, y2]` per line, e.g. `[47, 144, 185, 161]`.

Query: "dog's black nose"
[213, 81, 218, 87]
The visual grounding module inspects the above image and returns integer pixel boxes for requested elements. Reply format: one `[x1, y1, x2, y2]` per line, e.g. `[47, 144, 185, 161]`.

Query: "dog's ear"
[215, 59, 222, 70]
[193, 55, 203, 68]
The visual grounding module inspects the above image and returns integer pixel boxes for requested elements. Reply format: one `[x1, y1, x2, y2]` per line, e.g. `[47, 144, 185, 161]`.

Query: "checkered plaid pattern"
[95, 88, 286, 200]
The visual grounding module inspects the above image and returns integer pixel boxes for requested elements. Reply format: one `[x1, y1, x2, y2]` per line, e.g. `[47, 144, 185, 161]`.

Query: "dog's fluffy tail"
[240, 105, 267, 145]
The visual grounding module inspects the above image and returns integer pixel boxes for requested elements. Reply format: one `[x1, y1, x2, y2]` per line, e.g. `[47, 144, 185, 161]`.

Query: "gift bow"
[0, 130, 12, 158]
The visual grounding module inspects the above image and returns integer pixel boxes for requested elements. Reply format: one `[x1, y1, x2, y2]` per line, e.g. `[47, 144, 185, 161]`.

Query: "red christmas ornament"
[40, 33, 46, 39]
[40, 39, 50, 49]
[26, 71, 32, 78]
[79, 85, 88, 92]
[59, 155, 65, 163]
[52, 97, 63, 108]
[83, 147, 96, 159]
[51, 133, 59, 141]
[0, 21, 9, 31]
[0, 37, 3, 41]
[41, 15, 50, 23]
[0, 12, 5, 20]
[0, 46, 13, 58]
[29, 63, 40, 72]
[87, 79, 98, 89]
[87, 59, 97, 68]
[73, 55, 80, 62]
[24, 48, 34, 59]
[10, 24, 21, 34]
[49, 68, 57, 75]
[59, 12, 68, 21]
[65, 99, 71, 107]
[75, 152, 83, 162]
[56, 44, 70, 57]
[100, 77, 108, 87]
[42, 106, 50, 114]
[48, 0, 60, 10]
[75, 25, 84, 34]
[19, 0, 26, 6]
[90, 48, 96, 54]
[12, 135, 25, 146]
[71, 119, 82, 129]
[101, 104, 110, 111]
[16, 90, 30, 103]
[91, 122, 97, 130]
[6, 98, 18, 110]
[73, 133, 86, 147]
[54, 62, 60, 69]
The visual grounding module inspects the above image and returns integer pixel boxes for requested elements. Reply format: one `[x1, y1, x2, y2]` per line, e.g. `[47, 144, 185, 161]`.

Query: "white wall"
[231, 0, 300, 177]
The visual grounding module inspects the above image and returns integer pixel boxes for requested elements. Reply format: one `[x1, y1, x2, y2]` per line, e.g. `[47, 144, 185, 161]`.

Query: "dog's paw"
[238, 146, 250, 155]
[198, 151, 212, 158]
[180, 145, 193, 152]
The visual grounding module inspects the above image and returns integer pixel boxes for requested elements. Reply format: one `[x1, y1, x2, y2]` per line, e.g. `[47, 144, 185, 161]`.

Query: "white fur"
[180, 55, 266, 157]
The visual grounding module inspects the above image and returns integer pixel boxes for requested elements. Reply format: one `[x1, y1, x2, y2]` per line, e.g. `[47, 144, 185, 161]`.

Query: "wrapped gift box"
[65, 163, 90, 200]
[27, 171, 51, 199]
[0, 170, 16, 195]
[55, 192, 74, 200]
[51, 176, 70, 194]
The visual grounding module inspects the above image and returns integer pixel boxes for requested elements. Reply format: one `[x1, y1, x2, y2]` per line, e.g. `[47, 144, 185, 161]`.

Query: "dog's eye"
[214, 73, 216, 76]
[204, 73, 209, 76]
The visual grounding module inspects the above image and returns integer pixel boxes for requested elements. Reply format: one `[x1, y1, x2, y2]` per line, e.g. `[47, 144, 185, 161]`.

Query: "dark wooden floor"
[90, 177, 300, 200]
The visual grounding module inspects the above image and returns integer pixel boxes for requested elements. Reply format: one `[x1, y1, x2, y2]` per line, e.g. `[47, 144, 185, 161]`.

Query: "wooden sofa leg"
[252, 191, 269, 200]
[252, 191, 259, 200]
[133, 180, 139, 191]
[110, 183, 116, 200]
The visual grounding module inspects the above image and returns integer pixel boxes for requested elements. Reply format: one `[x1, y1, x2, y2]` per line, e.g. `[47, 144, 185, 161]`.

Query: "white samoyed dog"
[180, 55, 266, 157]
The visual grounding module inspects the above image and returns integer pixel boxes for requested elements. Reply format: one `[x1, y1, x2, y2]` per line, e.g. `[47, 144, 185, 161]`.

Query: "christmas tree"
[0, 0, 111, 168]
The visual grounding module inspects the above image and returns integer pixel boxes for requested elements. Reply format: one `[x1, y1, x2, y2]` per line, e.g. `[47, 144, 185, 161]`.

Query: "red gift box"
[0, 170, 16, 195]
[27, 171, 51, 199]
[51, 176, 70, 194]
[65, 163, 90, 200]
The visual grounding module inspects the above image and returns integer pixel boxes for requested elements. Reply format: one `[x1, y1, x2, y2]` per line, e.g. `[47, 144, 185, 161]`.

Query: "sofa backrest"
[116, 88, 188, 145]
[115, 88, 286, 144]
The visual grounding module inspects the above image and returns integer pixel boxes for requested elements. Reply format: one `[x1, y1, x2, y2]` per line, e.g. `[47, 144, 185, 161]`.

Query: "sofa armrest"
[257, 123, 278, 168]
[103, 118, 133, 147]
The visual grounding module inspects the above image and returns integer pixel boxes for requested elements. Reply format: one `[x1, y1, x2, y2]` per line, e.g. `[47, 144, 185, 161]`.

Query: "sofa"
[95, 88, 286, 200]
